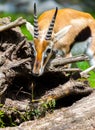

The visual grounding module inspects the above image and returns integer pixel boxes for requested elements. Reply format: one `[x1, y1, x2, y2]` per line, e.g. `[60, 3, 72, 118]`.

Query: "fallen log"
[0, 89, 95, 130]
[41, 79, 92, 102]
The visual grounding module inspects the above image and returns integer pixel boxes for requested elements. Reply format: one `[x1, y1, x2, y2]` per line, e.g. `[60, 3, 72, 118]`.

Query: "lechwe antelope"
[26, 3, 95, 76]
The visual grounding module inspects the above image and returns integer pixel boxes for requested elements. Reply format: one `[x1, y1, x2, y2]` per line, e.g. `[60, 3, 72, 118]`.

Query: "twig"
[49, 68, 81, 72]
[16, 87, 23, 97]
[49, 55, 88, 68]
[72, 64, 95, 79]
[80, 65, 95, 77]
[0, 72, 5, 79]
[0, 17, 26, 32]
[11, 39, 26, 60]
[7, 57, 31, 69]
[4, 45, 16, 60]
[3, 45, 16, 57]
[0, 45, 16, 65]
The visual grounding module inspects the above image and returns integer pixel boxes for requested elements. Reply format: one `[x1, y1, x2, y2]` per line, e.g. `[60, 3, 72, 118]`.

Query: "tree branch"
[49, 55, 88, 68]
[0, 17, 26, 32]
[41, 79, 93, 101]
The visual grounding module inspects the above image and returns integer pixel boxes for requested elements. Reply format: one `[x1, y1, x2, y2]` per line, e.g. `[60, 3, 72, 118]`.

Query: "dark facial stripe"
[45, 7, 58, 40]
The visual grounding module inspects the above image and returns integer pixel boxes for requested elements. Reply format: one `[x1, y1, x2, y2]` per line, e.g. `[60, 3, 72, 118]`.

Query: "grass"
[77, 61, 95, 88]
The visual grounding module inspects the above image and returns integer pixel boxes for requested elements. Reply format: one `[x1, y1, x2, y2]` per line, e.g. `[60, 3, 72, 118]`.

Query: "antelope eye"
[46, 48, 51, 54]
[44, 47, 52, 58]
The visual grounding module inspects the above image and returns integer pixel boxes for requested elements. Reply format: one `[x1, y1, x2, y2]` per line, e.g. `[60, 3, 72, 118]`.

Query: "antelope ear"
[26, 22, 34, 36]
[54, 25, 72, 42]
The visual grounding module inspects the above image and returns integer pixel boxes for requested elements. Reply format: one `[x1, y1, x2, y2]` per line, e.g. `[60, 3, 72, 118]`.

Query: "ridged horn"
[34, 3, 39, 38]
[45, 7, 58, 40]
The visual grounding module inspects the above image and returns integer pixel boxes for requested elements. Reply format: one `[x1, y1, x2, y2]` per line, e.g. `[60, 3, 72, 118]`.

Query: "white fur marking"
[86, 48, 94, 59]
[89, 58, 95, 66]
[26, 22, 34, 36]
[54, 25, 72, 42]
[71, 18, 87, 25]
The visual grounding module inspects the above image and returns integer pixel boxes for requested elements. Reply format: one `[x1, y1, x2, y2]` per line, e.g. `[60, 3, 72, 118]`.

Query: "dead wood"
[48, 55, 89, 75]
[0, 17, 32, 102]
[41, 79, 93, 102]
[0, 17, 94, 130]
[80, 64, 95, 77]
[0, 17, 26, 32]
[49, 55, 88, 68]
[0, 76, 93, 128]
[19, 90, 95, 130]
[0, 89, 95, 130]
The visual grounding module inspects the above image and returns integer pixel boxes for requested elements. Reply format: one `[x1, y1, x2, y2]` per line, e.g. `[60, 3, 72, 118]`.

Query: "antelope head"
[26, 3, 71, 76]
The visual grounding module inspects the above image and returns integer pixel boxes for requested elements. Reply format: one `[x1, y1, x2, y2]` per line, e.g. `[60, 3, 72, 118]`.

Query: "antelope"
[26, 3, 95, 76]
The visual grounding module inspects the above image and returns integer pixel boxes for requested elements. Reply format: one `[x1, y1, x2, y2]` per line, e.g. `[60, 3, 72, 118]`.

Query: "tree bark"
[0, 90, 95, 130]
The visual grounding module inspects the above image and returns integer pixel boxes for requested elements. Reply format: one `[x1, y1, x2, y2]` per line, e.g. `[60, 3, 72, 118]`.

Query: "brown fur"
[38, 8, 95, 55]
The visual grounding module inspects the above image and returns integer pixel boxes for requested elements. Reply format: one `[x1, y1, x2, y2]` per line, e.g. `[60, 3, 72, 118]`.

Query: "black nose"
[32, 72, 40, 77]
